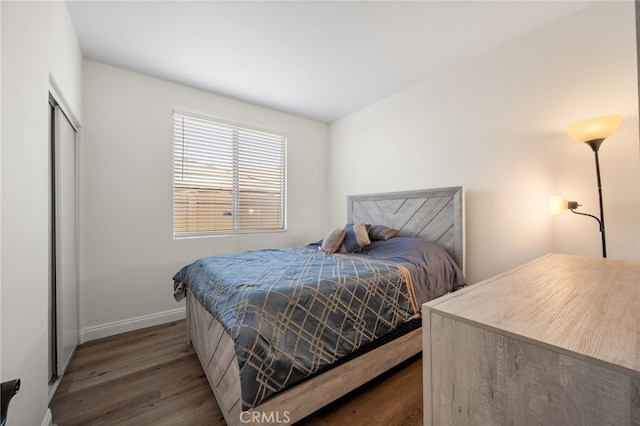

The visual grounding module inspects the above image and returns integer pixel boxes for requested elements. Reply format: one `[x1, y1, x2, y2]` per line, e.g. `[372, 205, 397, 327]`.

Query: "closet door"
[53, 105, 78, 376]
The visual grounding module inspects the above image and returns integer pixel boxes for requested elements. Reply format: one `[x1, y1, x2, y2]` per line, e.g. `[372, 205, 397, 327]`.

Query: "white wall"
[79, 61, 328, 339]
[328, 1, 639, 284]
[1, 2, 83, 425]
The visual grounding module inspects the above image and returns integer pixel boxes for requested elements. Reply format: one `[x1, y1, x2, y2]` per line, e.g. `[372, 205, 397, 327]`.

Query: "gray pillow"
[368, 224, 399, 241]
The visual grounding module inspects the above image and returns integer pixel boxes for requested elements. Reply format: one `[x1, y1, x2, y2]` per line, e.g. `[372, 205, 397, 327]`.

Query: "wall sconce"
[556, 114, 623, 258]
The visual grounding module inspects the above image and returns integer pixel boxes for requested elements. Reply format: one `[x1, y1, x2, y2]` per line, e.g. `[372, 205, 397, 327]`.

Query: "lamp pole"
[586, 138, 606, 258]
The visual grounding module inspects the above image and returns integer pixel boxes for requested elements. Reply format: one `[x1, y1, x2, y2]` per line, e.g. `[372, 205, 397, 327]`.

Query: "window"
[173, 112, 286, 237]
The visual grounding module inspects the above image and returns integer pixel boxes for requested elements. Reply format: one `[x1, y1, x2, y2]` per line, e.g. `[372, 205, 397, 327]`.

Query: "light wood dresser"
[422, 253, 639, 426]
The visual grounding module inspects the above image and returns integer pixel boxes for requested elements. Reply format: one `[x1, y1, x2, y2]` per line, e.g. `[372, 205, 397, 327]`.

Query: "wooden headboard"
[347, 187, 465, 273]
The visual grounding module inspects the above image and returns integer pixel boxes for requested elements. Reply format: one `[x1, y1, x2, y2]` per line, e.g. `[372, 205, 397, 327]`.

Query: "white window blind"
[173, 113, 286, 237]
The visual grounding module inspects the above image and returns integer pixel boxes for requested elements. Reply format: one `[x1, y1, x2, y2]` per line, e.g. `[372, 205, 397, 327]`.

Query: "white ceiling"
[67, 1, 595, 123]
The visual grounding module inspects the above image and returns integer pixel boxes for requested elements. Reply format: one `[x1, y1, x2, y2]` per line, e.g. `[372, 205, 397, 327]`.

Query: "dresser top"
[424, 253, 640, 375]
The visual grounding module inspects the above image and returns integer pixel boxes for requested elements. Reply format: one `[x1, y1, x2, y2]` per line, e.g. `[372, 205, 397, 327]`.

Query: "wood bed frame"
[185, 186, 465, 425]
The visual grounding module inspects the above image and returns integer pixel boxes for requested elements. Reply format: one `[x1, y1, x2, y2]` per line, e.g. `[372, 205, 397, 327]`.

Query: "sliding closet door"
[53, 104, 78, 376]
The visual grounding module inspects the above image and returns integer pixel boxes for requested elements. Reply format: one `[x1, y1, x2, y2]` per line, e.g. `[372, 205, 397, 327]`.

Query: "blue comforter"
[173, 237, 464, 408]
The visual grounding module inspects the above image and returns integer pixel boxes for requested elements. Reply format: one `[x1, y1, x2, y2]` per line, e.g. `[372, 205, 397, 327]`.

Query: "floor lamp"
[550, 115, 623, 258]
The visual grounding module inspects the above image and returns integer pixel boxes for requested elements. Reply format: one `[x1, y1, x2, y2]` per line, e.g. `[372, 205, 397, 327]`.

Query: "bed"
[173, 187, 465, 425]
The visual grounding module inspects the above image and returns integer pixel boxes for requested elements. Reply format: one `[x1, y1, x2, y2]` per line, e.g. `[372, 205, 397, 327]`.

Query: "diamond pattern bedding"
[173, 247, 417, 408]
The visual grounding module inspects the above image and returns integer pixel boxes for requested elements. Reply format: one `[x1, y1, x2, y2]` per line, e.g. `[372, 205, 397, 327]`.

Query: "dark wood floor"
[50, 320, 423, 426]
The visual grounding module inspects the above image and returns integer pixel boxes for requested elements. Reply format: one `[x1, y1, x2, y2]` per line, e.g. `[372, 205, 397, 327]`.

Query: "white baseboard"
[41, 408, 53, 426]
[78, 307, 186, 343]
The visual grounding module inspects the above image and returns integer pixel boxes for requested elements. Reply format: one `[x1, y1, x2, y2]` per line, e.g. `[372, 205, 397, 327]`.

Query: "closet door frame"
[48, 89, 80, 388]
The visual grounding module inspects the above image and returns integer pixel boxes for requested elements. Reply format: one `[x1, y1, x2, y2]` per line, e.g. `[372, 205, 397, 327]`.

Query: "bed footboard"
[186, 289, 422, 426]
[186, 289, 243, 424]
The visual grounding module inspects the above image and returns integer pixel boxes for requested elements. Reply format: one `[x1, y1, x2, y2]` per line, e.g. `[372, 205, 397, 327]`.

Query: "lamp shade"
[549, 196, 580, 214]
[566, 115, 623, 143]
[549, 195, 569, 215]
